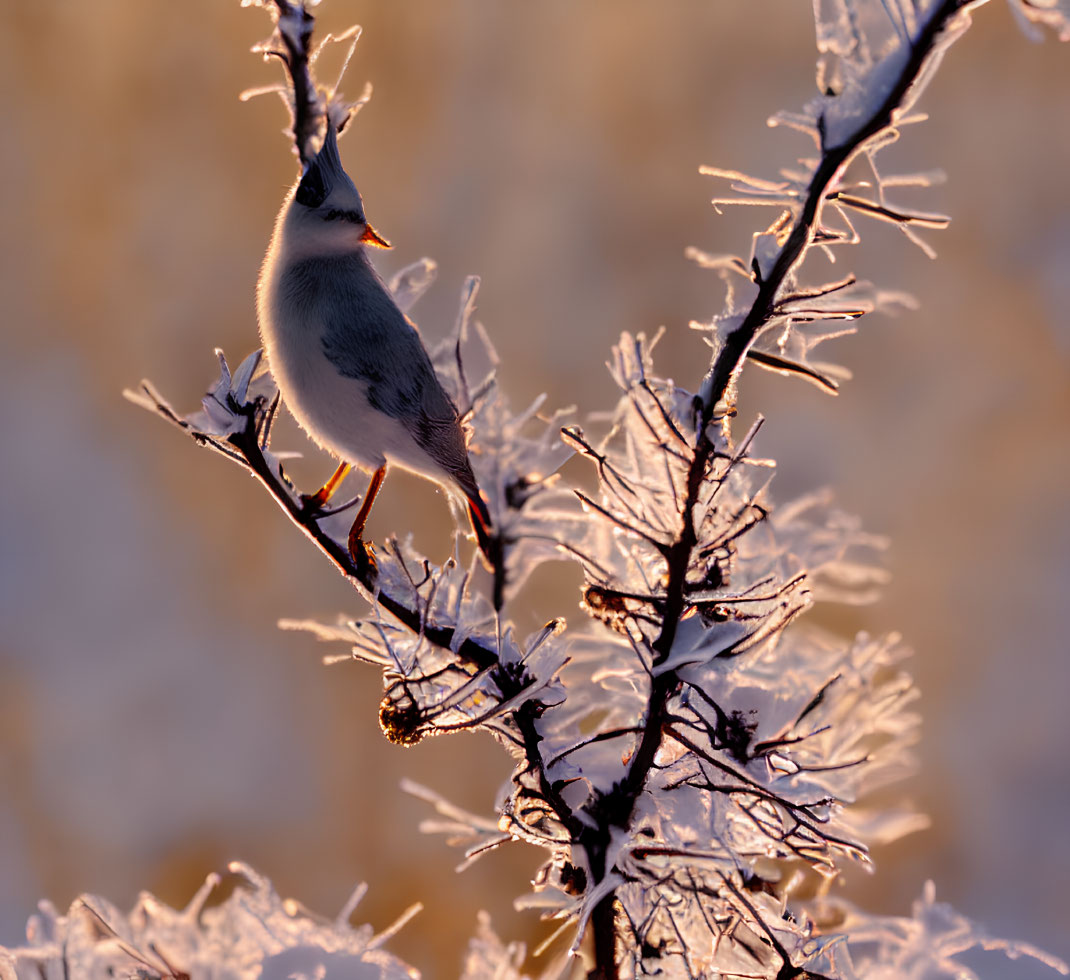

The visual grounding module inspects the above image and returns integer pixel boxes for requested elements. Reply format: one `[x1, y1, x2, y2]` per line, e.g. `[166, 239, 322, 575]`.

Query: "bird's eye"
[321, 209, 365, 224]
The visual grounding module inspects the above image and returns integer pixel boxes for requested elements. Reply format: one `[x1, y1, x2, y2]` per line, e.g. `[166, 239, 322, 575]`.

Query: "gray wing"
[293, 254, 472, 476]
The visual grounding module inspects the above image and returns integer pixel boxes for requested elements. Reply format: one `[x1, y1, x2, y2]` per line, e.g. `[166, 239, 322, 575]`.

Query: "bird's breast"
[257, 253, 380, 465]
[255, 251, 455, 481]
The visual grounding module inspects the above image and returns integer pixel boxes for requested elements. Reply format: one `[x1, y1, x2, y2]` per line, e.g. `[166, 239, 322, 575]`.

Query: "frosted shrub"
[5, 2, 1067, 979]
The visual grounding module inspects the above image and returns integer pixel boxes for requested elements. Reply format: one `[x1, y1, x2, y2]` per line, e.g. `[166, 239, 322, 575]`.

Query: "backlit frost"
[0, 863, 416, 980]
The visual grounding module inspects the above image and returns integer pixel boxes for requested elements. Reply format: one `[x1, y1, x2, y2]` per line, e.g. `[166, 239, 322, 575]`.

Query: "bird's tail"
[453, 461, 499, 571]
[465, 490, 499, 571]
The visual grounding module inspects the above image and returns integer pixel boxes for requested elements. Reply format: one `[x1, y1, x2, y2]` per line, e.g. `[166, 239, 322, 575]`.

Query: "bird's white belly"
[261, 312, 451, 484]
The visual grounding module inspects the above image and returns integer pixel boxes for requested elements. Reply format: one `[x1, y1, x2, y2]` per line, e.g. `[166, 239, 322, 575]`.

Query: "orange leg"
[302, 461, 351, 512]
[348, 464, 387, 565]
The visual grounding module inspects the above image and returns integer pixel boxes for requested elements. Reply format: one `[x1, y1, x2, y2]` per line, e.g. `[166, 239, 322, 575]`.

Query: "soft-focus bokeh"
[1, 2, 1067, 975]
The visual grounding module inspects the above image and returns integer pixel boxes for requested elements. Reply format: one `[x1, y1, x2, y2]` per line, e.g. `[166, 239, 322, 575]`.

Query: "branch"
[697, 0, 984, 424]
[125, 372, 500, 675]
[583, 2, 993, 973]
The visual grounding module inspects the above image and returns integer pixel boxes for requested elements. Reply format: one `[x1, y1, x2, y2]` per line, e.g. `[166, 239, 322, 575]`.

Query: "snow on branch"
[124, 266, 584, 744]
[693, 0, 1068, 420]
[0, 863, 418, 980]
[85, 1, 1070, 979]
[816, 881, 1070, 979]
[240, 0, 372, 165]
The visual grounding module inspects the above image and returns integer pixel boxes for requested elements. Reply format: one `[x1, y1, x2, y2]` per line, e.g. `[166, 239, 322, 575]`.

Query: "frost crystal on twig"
[0, 864, 417, 980]
[102, 1, 1070, 978]
[816, 881, 1070, 978]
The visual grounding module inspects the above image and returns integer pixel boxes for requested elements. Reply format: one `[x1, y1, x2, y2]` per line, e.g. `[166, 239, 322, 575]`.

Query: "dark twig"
[255, 0, 322, 165]
[584, 4, 984, 973]
[130, 383, 500, 673]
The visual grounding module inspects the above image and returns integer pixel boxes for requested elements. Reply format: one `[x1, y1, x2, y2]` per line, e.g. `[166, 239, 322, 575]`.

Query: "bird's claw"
[300, 462, 352, 517]
[348, 536, 378, 576]
[299, 490, 329, 516]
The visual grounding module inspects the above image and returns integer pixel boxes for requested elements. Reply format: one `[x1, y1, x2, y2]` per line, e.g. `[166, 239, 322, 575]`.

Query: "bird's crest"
[295, 122, 360, 213]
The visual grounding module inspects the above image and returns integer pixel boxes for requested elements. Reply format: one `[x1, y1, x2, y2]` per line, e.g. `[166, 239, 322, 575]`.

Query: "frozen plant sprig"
[0, 863, 418, 980]
[108, 2, 1070, 980]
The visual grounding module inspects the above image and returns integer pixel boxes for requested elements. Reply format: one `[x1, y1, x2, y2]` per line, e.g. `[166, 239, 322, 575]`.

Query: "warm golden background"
[1, 2, 1067, 976]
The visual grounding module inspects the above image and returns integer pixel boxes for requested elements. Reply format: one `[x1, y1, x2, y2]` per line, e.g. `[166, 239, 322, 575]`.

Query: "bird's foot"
[299, 489, 330, 516]
[300, 462, 353, 517]
[348, 534, 378, 576]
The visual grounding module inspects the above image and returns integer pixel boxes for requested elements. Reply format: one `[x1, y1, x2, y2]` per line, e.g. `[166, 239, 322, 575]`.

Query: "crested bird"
[256, 120, 492, 567]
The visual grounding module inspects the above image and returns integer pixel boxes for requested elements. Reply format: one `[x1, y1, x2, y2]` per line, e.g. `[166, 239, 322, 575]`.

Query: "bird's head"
[282, 123, 391, 257]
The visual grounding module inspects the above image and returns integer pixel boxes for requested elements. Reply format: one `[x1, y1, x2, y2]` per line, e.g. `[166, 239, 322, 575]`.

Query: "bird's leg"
[301, 461, 351, 513]
[348, 464, 387, 567]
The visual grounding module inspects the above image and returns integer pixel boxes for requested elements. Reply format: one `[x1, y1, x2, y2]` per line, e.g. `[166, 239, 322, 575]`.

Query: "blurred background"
[0, 1, 1067, 975]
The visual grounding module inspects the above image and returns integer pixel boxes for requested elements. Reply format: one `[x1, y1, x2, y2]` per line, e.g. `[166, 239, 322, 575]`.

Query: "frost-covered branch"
[126, 348, 502, 676]
[58, 1, 1070, 979]
[696, 0, 984, 423]
[567, 2, 1069, 972]
[0, 864, 418, 980]
[241, 0, 371, 164]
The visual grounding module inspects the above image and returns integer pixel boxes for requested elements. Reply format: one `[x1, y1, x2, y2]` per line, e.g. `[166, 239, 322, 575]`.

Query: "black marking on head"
[296, 158, 329, 208]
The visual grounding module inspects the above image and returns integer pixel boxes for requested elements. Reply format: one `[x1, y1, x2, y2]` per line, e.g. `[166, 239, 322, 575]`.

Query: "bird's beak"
[360, 224, 392, 249]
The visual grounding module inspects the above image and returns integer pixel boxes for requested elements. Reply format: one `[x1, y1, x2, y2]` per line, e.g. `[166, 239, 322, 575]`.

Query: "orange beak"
[359, 224, 392, 249]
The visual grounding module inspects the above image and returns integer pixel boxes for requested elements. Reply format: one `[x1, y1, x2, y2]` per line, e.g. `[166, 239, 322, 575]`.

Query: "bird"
[256, 118, 493, 568]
